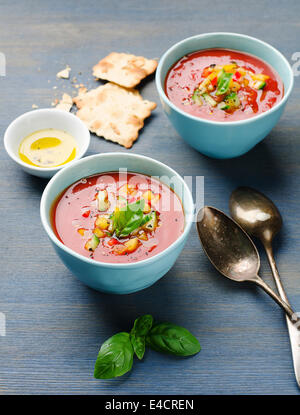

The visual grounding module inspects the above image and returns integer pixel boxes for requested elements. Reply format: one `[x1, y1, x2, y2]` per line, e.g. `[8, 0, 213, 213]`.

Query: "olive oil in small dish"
[19, 128, 78, 168]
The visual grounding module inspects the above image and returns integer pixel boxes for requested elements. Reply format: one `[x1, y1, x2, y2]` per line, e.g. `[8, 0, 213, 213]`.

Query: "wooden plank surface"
[1, 0, 300, 394]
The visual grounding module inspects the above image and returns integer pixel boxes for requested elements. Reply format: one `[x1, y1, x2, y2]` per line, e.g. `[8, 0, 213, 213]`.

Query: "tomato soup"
[165, 48, 284, 122]
[52, 172, 185, 264]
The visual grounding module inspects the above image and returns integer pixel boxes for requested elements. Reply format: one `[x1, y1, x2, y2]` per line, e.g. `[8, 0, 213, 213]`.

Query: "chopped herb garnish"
[216, 69, 233, 96]
[110, 199, 151, 238]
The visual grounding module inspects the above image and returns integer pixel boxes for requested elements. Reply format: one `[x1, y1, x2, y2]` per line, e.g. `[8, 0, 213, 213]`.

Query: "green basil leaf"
[111, 199, 151, 237]
[119, 213, 151, 237]
[118, 213, 144, 237]
[216, 69, 233, 96]
[132, 314, 154, 337]
[146, 322, 201, 357]
[122, 199, 145, 214]
[130, 332, 146, 360]
[130, 315, 153, 360]
[139, 213, 152, 228]
[94, 332, 134, 379]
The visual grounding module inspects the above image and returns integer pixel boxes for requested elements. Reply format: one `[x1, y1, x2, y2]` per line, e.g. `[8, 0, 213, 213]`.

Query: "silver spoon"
[196, 206, 296, 320]
[229, 186, 300, 387]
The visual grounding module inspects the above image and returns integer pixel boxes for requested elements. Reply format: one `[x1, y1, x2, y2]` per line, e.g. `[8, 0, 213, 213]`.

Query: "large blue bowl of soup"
[40, 153, 194, 294]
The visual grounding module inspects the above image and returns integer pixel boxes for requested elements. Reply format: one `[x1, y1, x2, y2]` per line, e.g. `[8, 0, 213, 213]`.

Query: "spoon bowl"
[196, 206, 295, 320]
[197, 206, 260, 282]
[229, 186, 282, 243]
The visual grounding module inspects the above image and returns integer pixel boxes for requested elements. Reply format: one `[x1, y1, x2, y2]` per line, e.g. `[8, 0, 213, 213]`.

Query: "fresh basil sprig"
[146, 322, 201, 356]
[130, 314, 153, 360]
[111, 199, 151, 237]
[94, 315, 201, 379]
[94, 332, 133, 379]
[216, 69, 233, 96]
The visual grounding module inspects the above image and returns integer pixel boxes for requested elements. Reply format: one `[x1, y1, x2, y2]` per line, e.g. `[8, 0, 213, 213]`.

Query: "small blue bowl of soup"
[156, 32, 294, 159]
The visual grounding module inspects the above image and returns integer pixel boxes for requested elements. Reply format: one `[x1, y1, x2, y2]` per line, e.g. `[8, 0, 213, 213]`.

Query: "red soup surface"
[165, 48, 284, 122]
[52, 172, 185, 264]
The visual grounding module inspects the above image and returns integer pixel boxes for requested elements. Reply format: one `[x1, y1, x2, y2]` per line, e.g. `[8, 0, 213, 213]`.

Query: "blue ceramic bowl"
[156, 32, 294, 159]
[40, 153, 194, 294]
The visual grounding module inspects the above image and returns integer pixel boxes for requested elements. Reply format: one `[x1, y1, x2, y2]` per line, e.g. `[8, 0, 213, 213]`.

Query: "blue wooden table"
[1, 0, 300, 395]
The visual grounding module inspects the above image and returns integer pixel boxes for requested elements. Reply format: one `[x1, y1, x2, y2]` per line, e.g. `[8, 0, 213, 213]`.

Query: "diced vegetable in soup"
[51, 172, 185, 263]
[165, 49, 284, 121]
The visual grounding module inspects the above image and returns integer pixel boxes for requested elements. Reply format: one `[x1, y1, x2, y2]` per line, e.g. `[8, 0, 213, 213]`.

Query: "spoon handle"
[264, 242, 289, 303]
[264, 242, 300, 388]
[254, 276, 295, 320]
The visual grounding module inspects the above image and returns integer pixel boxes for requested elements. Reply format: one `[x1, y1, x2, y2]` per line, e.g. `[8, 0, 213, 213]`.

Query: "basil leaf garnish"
[216, 69, 233, 96]
[146, 322, 201, 357]
[111, 199, 151, 237]
[94, 332, 134, 379]
[94, 317, 201, 380]
[130, 315, 154, 360]
[132, 314, 153, 337]
[130, 334, 146, 360]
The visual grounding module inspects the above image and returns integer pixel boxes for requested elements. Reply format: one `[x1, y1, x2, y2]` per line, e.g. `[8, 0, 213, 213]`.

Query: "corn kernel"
[95, 215, 110, 230]
[251, 73, 270, 81]
[124, 237, 140, 253]
[223, 64, 237, 73]
[77, 228, 85, 236]
[142, 190, 153, 201]
[143, 202, 151, 213]
[93, 228, 106, 238]
[231, 81, 241, 92]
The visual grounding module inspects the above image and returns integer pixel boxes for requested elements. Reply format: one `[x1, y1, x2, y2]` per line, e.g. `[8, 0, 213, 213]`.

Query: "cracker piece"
[56, 93, 73, 112]
[92, 52, 157, 88]
[73, 82, 156, 148]
[56, 66, 71, 79]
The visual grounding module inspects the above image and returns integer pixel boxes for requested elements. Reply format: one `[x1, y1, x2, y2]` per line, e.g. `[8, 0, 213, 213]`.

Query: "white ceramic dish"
[4, 108, 91, 178]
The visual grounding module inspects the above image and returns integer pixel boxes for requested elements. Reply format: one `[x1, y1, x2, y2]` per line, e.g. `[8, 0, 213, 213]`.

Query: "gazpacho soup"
[52, 172, 185, 263]
[165, 48, 284, 121]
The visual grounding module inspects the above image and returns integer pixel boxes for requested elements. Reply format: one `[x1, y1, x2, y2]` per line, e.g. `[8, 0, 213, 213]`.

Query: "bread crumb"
[56, 65, 71, 79]
[55, 93, 73, 112]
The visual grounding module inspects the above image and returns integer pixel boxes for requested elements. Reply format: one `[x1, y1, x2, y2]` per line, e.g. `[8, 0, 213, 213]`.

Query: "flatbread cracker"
[73, 82, 156, 148]
[56, 93, 73, 112]
[92, 52, 158, 88]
